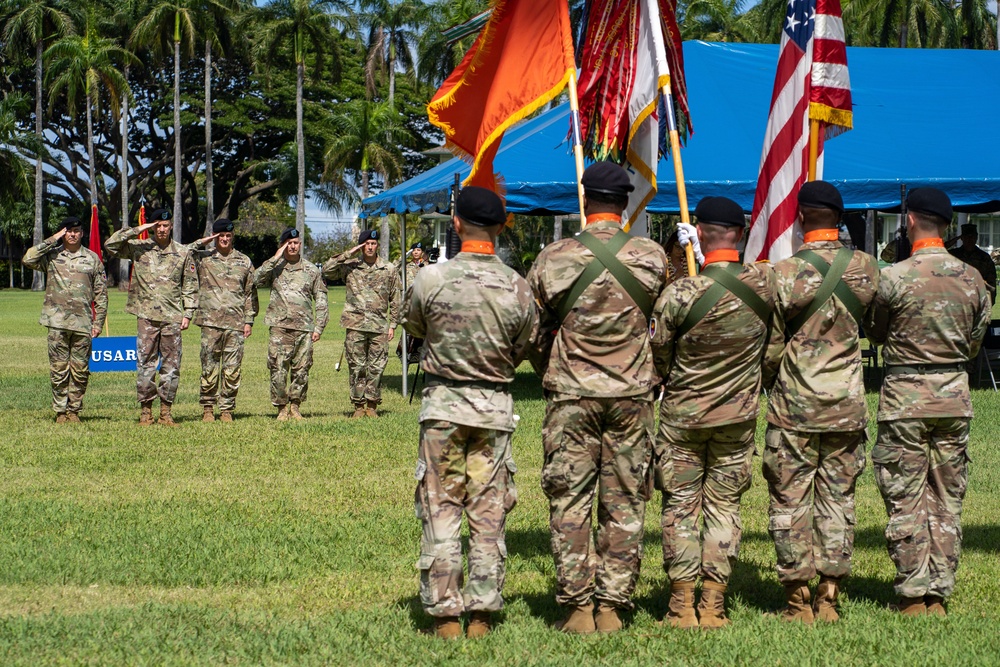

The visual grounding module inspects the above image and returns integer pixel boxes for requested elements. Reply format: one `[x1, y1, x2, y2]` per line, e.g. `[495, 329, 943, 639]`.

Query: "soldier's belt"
[884, 363, 966, 375]
[424, 373, 509, 392]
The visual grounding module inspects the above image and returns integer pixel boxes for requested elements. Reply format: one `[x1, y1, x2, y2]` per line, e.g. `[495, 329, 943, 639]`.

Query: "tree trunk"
[352, 171, 368, 241]
[119, 65, 131, 287]
[296, 60, 306, 240]
[553, 215, 563, 241]
[87, 97, 97, 206]
[388, 38, 395, 107]
[32, 39, 44, 291]
[204, 38, 214, 236]
[380, 215, 390, 261]
[173, 38, 183, 240]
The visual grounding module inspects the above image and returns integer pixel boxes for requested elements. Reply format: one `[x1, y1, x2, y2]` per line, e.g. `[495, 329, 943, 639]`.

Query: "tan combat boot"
[202, 406, 215, 422]
[466, 611, 492, 638]
[925, 596, 947, 617]
[780, 582, 814, 624]
[555, 602, 596, 634]
[697, 581, 730, 629]
[595, 604, 623, 633]
[66, 413, 81, 423]
[365, 400, 379, 418]
[219, 411, 234, 423]
[139, 402, 154, 426]
[664, 580, 699, 629]
[288, 402, 304, 421]
[276, 405, 289, 421]
[158, 403, 177, 426]
[893, 597, 926, 616]
[351, 405, 366, 418]
[433, 617, 462, 639]
[55, 413, 68, 424]
[813, 578, 840, 622]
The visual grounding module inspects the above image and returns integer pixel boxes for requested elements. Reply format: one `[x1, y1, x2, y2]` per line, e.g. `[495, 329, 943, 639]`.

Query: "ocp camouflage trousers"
[541, 393, 654, 610]
[873, 418, 970, 599]
[762, 426, 867, 583]
[345, 329, 389, 406]
[267, 327, 313, 407]
[136, 318, 182, 405]
[658, 420, 755, 585]
[414, 420, 516, 618]
[199, 326, 245, 411]
[47, 328, 91, 414]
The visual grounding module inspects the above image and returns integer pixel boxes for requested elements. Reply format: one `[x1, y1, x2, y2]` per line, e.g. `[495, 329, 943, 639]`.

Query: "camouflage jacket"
[394, 257, 426, 291]
[254, 256, 329, 335]
[323, 253, 400, 333]
[22, 240, 108, 334]
[651, 261, 776, 428]
[764, 241, 880, 432]
[105, 227, 199, 322]
[403, 252, 538, 432]
[192, 247, 259, 331]
[950, 243, 997, 304]
[527, 220, 669, 398]
[865, 245, 991, 421]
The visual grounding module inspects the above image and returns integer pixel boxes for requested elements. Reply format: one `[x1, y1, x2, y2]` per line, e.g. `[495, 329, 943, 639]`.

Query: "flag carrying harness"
[677, 263, 770, 338]
[784, 247, 864, 342]
[556, 230, 652, 323]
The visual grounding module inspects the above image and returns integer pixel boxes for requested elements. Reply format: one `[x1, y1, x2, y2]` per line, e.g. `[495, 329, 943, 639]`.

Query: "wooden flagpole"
[807, 119, 821, 181]
[661, 84, 696, 276]
[566, 70, 588, 227]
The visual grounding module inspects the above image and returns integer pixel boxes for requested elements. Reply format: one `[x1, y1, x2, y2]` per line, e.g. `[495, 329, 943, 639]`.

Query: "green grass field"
[1, 287, 999, 665]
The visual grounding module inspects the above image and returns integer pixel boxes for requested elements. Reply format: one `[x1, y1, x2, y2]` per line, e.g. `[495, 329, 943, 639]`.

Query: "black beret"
[213, 218, 234, 234]
[961, 223, 978, 236]
[279, 228, 300, 244]
[798, 180, 844, 215]
[456, 186, 506, 227]
[359, 229, 379, 243]
[59, 216, 83, 231]
[581, 161, 634, 196]
[694, 196, 746, 228]
[150, 208, 171, 221]
[907, 188, 952, 222]
[410, 241, 423, 250]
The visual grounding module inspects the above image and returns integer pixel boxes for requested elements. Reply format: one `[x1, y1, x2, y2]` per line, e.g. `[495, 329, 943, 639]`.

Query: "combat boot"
[780, 582, 814, 624]
[664, 580, 698, 629]
[813, 578, 840, 622]
[433, 617, 462, 639]
[202, 406, 215, 422]
[351, 405, 366, 418]
[925, 596, 947, 617]
[66, 412, 81, 423]
[697, 581, 730, 629]
[158, 403, 177, 427]
[55, 413, 67, 424]
[365, 400, 379, 418]
[555, 602, 596, 634]
[139, 402, 154, 426]
[276, 405, 289, 421]
[466, 611, 492, 638]
[219, 411, 234, 423]
[289, 402, 304, 421]
[595, 604, 623, 633]
[893, 597, 926, 616]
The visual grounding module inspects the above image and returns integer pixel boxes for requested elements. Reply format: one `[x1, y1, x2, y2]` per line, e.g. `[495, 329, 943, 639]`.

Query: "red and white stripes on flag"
[745, 0, 852, 263]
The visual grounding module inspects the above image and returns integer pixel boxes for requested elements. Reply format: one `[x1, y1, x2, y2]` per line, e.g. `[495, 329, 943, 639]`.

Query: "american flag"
[744, 0, 852, 263]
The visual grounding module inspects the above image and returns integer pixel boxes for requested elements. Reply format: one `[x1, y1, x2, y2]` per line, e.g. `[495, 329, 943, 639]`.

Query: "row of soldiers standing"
[404, 163, 992, 639]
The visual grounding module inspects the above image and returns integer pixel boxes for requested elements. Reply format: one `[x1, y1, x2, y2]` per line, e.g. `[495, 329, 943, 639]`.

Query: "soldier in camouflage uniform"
[191, 218, 258, 422]
[254, 228, 329, 421]
[395, 241, 428, 362]
[761, 182, 879, 623]
[946, 223, 997, 305]
[650, 197, 775, 629]
[106, 208, 198, 426]
[403, 187, 537, 640]
[528, 162, 668, 634]
[865, 188, 991, 617]
[323, 229, 400, 417]
[22, 217, 108, 423]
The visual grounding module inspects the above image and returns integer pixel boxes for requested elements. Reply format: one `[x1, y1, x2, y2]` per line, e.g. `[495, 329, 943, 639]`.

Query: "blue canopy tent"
[361, 41, 1000, 218]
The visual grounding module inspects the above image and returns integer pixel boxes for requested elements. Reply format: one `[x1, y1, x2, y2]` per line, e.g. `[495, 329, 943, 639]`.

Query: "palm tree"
[1, 0, 75, 290]
[45, 12, 137, 212]
[359, 0, 423, 106]
[416, 0, 486, 91]
[680, 0, 754, 42]
[955, 0, 996, 49]
[842, 0, 958, 47]
[0, 93, 39, 207]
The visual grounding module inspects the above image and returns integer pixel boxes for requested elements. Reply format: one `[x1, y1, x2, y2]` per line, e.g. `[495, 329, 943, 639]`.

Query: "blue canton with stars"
[784, 0, 816, 51]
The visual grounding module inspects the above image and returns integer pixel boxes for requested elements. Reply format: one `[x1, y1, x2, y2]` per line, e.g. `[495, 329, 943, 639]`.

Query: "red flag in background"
[138, 203, 148, 240]
[427, 0, 576, 192]
[88, 204, 103, 262]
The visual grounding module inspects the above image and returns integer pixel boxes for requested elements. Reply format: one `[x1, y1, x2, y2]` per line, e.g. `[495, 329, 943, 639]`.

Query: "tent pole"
[401, 213, 408, 399]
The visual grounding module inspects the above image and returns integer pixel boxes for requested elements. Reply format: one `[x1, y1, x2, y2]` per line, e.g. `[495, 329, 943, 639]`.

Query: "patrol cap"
[581, 161, 634, 196]
[279, 227, 300, 244]
[798, 180, 844, 215]
[59, 216, 83, 231]
[907, 187, 952, 222]
[694, 196, 746, 228]
[213, 218, 234, 234]
[359, 229, 379, 243]
[961, 223, 978, 236]
[150, 208, 171, 221]
[456, 186, 506, 227]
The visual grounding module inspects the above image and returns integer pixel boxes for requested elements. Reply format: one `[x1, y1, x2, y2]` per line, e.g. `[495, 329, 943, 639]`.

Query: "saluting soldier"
[403, 186, 537, 640]
[322, 229, 400, 418]
[105, 208, 198, 426]
[254, 228, 328, 421]
[650, 197, 775, 630]
[865, 188, 991, 617]
[528, 162, 668, 634]
[761, 181, 879, 623]
[22, 216, 108, 423]
[191, 218, 258, 422]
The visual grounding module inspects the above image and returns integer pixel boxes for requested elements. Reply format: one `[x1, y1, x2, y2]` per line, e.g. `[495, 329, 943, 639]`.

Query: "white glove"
[677, 222, 705, 266]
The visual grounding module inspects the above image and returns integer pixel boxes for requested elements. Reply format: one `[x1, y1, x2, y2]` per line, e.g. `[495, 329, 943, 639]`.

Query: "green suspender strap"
[677, 263, 771, 338]
[785, 247, 864, 340]
[556, 230, 653, 323]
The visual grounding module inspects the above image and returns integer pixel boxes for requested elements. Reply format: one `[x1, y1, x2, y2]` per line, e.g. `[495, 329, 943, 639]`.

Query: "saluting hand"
[51, 227, 68, 243]
[274, 241, 289, 260]
[194, 232, 221, 247]
[349, 243, 365, 255]
[137, 221, 158, 234]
